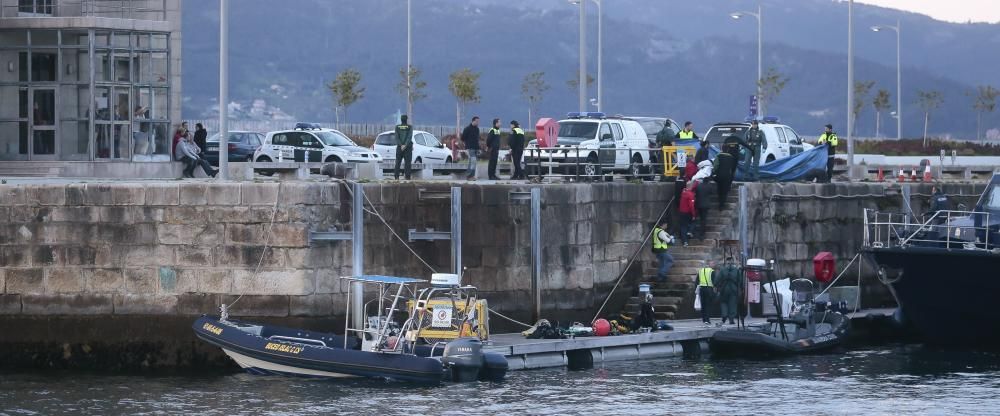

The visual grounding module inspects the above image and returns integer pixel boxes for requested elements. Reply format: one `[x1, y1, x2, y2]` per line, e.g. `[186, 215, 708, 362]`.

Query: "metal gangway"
[863, 208, 995, 251]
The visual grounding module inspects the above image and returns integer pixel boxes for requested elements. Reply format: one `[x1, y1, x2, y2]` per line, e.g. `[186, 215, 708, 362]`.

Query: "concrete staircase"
[620, 186, 741, 321]
[0, 162, 64, 178]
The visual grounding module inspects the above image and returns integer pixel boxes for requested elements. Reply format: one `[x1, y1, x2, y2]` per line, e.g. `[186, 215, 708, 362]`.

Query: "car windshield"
[558, 122, 598, 140]
[705, 125, 749, 145]
[637, 119, 665, 137]
[316, 131, 355, 147]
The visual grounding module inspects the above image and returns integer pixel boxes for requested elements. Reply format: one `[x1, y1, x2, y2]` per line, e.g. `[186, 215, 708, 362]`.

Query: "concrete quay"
[0, 179, 986, 369]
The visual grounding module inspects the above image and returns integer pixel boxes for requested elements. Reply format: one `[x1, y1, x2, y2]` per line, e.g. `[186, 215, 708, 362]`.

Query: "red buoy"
[592, 319, 611, 336]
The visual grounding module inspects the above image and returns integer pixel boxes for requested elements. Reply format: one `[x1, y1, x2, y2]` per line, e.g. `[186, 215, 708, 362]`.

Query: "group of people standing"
[393, 115, 527, 181]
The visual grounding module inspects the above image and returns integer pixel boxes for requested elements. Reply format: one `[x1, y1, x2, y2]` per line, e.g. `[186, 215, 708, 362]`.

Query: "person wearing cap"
[394, 115, 414, 180]
[745, 120, 766, 181]
[508, 120, 526, 180]
[817, 124, 839, 182]
[486, 118, 502, 180]
[655, 118, 676, 147]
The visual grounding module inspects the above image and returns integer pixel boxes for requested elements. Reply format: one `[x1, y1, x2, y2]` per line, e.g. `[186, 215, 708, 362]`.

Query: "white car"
[253, 126, 381, 164]
[373, 130, 453, 164]
[703, 118, 815, 164]
[524, 112, 651, 178]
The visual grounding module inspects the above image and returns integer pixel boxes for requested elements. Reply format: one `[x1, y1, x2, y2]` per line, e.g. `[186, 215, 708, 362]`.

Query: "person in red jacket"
[684, 157, 697, 182]
[678, 182, 697, 247]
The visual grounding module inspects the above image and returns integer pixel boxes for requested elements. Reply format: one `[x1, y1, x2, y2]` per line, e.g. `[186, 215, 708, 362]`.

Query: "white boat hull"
[223, 348, 357, 378]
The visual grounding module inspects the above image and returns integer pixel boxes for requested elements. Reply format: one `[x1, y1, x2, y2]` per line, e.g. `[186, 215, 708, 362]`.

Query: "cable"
[227, 184, 282, 309]
[590, 195, 676, 323]
[488, 307, 534, 329]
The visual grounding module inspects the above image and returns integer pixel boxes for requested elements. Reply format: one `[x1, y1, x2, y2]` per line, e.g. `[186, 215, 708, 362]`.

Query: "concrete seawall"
[0, 179, 986, 369]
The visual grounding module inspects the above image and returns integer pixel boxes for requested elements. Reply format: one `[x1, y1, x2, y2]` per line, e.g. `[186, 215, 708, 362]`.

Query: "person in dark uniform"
[722, 134, 752, 177]
[714, 257, 743, 325]
[745, 120, 765, 181]
[486, 118, 502, 180]
[713, 151, 736, 210]
[817, 124, 839, 182]
[656, 119, 676, 147]
[509, 120, 526, 180]
[694, 137, 711, 165]
[394, 115, 414, 180]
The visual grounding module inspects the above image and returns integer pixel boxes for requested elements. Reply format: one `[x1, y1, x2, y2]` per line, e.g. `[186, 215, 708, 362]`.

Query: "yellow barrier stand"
[661, 146, 697, 177]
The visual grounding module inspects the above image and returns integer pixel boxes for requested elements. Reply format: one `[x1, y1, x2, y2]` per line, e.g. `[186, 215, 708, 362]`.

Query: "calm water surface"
[2, 345, 999, 415]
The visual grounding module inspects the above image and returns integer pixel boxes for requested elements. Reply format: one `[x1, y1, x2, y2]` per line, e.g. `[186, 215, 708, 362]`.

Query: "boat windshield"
[983, 185, 1000, 213]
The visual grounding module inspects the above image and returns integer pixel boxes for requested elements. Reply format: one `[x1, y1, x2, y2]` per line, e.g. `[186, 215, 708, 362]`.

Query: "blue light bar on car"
[762, 116, 780, 123]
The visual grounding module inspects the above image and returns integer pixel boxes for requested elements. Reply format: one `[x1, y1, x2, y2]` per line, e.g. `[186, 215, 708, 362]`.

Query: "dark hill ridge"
[182, 0, 1000, 138]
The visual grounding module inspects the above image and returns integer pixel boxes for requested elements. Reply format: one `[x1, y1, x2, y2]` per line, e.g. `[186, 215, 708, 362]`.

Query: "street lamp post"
[577, 0, 586, 112]
[218, 0, 229, 180]
[872, 20, 901, 140]
[730, 5, 762, 116]
[406, 0, 412, 119]
[847, 0, 855, 181]
[571, 0, 602, 112]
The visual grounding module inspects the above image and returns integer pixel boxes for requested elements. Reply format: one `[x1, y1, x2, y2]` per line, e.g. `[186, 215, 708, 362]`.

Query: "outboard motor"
[441, 338, 484, 382]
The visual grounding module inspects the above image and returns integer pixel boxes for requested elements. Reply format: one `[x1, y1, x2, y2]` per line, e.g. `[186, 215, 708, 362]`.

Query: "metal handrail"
[863, 208, 994, 250]
[2, 0, 167, 20]
[522, 145, 688, 181]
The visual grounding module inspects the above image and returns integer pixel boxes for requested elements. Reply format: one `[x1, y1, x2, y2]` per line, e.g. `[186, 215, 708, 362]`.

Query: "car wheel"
[325, 155, 342, 163]
[255, 156, 274, 176]
[446, 156, 453, 164]
[415, 157, 422, 164]
[628, 156, 643, 180]
[583, 155, 599, 180]
[766, 155, 776, 164]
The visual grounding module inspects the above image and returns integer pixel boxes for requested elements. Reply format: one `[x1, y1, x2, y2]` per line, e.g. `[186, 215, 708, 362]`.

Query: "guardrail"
[863, 208, 994, 250]
[522, 145, 697, 182]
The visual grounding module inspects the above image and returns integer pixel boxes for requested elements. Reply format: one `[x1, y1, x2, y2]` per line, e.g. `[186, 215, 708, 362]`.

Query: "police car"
[524, 112, 652, 179]
[253, 123, 382, 164]
[703, 117, 814, 164]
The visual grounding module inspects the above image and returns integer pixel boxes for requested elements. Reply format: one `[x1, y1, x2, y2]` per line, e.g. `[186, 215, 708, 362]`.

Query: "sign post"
[749, 95, 759, 119]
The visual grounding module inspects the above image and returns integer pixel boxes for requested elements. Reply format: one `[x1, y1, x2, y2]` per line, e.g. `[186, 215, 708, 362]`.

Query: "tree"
[448, 68, 481, 137]
[521, 71, 550, 128]
[970, 85, 1000, 140]
[916, 90, 944, 147]
[852, 80, 875, 135]
[756, 68, 789, 117]
[872, 89, 892, 138]
[566, 72, 595, 91]
[327, 68, 365, 126]
[395, 66, 427, 121]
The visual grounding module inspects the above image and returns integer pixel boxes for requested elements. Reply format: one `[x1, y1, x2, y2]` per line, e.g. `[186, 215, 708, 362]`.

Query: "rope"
[227, 184, 282, 309]
[815, 252, 861, 298]
[488, 307, 534, 329]
[590, 195, 675, 323]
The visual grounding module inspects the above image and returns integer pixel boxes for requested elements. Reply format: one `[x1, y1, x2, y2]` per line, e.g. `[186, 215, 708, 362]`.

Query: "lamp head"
[730, 13, 742, 19]
[871, 26, 882, 32]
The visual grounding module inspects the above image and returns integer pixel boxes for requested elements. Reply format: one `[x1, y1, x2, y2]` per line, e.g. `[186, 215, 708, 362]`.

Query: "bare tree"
[872, 89, 891, 138]
[327, 68, 365, 126]
[970, 85, 1000, 140]
[852, 80, 875, 134]
[448, 68, 482, 137]
[917, 90, 944, 147]
[395, 66, 427, 121]
[566, 72, 595, 91]
[521, 71, 550, 128]
[756, 68, 789, 117]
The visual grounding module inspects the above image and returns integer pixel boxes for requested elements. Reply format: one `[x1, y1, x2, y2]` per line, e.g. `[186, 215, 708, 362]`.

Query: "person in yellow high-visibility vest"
[817, 124, 839, 183]
[696, 260, 717, 326]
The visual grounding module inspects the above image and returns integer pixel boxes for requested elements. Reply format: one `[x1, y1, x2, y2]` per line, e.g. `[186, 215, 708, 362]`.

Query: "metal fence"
[189, 119, 455, 138]
[863, 208, 994, 251]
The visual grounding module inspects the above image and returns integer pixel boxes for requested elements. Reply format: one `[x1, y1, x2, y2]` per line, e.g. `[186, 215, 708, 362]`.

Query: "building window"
[18, 0, 53, 16]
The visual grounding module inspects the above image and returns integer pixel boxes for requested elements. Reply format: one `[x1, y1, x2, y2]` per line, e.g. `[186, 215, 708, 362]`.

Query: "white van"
[524, 112, 651, 178]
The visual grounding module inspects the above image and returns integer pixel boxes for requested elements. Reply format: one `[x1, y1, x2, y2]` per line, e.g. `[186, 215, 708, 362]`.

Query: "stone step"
[625, 303, 679, 313]
[627, 295, 683, 305]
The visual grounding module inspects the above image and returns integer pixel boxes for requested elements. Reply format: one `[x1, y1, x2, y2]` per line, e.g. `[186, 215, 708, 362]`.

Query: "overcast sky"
[856, 0, 1000, 23]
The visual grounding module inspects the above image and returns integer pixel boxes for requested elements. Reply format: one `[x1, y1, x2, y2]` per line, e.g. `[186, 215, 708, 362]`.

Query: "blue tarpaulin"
[673, 139, 828, 182]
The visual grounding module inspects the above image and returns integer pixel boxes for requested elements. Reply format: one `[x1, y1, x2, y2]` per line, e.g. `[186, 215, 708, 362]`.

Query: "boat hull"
[192, 316, 445, 384]
[710, 312, 849, 358]
[864, 247, 1000, 347]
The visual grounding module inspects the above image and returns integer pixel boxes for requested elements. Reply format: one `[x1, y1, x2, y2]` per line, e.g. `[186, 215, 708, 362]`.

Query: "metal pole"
[218, 0, 229, 179]
[578, 0, 586, 113]
[451, 186, 462, 276]
[757, 4, 762, 114]
[351, 182, 364, 332]
[896, 20, 902, 140]
[406, 0, 412, 119]
[846, 0, 855, 181]
[596, 0, 602, 112]
[739, 185, 748, 260]
[530, 187, 542, 322]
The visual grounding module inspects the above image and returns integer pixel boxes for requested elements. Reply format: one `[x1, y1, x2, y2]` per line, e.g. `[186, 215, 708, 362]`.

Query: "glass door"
[29, 87, 57, 160]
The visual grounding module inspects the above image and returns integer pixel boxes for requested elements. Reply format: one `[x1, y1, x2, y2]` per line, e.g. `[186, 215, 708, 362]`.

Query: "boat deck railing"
[863, 208, 993, 250]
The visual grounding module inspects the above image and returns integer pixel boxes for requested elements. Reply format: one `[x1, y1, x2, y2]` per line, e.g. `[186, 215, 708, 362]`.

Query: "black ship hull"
[864, 247, 1000, 347]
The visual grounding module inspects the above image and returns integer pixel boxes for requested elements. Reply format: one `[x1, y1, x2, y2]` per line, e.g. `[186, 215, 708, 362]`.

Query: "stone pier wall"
[0, 181, 673, 369]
